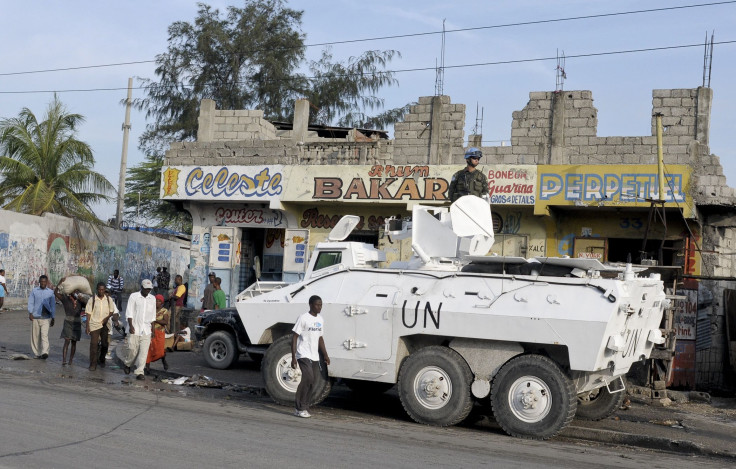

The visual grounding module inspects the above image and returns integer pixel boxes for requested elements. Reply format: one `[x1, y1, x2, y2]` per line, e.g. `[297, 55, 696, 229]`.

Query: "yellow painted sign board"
[534, 165, 693, 217]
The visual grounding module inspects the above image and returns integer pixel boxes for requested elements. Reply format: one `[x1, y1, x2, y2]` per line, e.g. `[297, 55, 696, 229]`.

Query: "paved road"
[0, 369, 722, 469]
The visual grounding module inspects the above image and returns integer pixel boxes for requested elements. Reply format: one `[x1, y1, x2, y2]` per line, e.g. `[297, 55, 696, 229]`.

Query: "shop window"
[606, 238, 679, 266]
[314, 252, 342, 271]
[346, 230, 379, 247]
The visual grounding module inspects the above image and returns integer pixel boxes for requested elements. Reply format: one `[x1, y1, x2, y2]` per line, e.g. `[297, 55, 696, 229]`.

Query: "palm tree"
[0, 96, 114, 227]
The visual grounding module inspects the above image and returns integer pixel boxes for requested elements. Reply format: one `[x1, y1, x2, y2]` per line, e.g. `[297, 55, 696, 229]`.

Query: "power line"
[2, 39, 735, 95]
[1, 1, 733, 78]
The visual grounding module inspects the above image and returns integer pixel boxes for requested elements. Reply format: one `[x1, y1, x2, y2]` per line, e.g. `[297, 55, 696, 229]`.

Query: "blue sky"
[2, 1, 735, 221]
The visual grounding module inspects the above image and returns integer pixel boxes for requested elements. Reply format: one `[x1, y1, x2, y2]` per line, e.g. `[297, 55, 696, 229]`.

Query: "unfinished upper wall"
[198, 99, 277, 142]
[477, 87, 733, 205]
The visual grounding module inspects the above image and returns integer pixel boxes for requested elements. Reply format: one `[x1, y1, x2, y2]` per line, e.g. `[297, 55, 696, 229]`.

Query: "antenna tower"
[702, 31, 714, 88]
[472, 102, 484, 136]
[555, 49, 566, 92]
[434, 20, 446, 96]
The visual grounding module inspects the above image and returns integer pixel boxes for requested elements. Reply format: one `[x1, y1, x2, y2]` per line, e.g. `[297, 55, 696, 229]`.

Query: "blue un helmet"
[464, 147, 482, 160]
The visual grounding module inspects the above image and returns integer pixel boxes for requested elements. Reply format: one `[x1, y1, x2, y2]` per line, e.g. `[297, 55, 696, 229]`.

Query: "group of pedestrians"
[25, 267, 189, 380]
[25, 271, 329, 419]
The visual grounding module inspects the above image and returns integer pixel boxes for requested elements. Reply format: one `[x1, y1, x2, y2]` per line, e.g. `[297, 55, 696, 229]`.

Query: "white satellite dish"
[327, 215, 361, 241]
[450, 196, 495, 239]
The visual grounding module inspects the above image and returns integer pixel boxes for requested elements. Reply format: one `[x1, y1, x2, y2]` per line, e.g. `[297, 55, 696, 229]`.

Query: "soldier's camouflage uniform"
[448, 168, 489, 202]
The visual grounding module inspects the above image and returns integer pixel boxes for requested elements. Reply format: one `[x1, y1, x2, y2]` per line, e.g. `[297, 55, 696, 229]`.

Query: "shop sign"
[283, 164, 537, 205]
[214, 207, 286, 227]
[161, 165, 284, 201]
[673, 290, 697, 340]
[535, 165, 692, 216]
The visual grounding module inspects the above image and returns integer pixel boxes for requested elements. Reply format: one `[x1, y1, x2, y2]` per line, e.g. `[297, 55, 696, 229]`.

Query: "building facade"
[162, 88, 735, 392]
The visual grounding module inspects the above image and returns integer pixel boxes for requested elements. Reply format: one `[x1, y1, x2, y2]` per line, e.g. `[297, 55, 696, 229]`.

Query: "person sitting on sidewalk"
[172, 321, 192, 351]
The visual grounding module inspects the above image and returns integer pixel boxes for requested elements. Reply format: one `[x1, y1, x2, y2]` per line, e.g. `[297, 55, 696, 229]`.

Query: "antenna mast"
[702, 31, 714, 88]
[555, 49, 566, 92]
[435, 19, 446, 96]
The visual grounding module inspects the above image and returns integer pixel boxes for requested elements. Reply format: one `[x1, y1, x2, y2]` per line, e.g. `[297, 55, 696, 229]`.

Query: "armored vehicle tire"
[344, 379, 394, 396]
[398, 346, 473, 427]
[490, 354, 576, 440]
[576, 382, 627, 421]
[262, 335, 331, 407]
[203, 331, 239, 369]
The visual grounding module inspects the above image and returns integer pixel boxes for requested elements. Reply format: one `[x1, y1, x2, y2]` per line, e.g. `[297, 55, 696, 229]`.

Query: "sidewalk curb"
[560, 425, 736, 460]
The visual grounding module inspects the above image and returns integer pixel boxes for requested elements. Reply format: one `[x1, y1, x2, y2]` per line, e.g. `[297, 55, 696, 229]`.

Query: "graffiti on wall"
[0, 233, 47, 298]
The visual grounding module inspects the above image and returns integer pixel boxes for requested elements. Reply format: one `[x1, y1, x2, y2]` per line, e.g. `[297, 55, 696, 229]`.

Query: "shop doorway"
[607, 238, 681, 265]
[239, 228, 286, 291]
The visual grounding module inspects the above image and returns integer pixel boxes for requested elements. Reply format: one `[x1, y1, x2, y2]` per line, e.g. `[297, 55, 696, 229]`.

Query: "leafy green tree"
[130, 0, 408, 230]
[123, 154, 192, 232]
[0, 96, 114, 227]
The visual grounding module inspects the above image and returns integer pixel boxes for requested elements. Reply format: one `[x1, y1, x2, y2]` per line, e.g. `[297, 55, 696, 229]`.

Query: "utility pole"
[116, 77, 133, 228]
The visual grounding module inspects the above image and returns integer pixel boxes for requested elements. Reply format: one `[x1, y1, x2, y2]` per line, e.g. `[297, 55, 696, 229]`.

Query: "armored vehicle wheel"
[203, 331, 239, 369]
[344, 379, 394, 397]
[576, 382, 626, 421]
[262, 335, 331, 407]
[490, 354, 576, 440]
[398, 346, 473, 427]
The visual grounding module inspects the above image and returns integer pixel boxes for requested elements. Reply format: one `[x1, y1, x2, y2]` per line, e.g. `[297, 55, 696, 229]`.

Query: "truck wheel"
[398, 346, 473, 427]
[262, 335, 331, 407]
[576, 382, 626, 421]
[344, 379, 394, 397]
[203, 331, 239, 369]
[490, 354, 576, 439]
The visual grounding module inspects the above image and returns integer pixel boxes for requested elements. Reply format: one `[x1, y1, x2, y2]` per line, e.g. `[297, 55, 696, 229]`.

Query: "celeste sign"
[161, 165, 284, 201]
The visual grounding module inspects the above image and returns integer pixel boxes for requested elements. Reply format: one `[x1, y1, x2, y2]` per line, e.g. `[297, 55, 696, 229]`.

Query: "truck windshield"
[314, 252, 342, 270]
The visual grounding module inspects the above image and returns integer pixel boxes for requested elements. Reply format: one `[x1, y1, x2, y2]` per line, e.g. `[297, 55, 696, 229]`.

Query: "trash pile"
[160, 374, 222, 388]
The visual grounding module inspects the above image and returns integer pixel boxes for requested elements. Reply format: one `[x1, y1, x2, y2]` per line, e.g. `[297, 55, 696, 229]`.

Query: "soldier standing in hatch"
[447, 147, 489, 203]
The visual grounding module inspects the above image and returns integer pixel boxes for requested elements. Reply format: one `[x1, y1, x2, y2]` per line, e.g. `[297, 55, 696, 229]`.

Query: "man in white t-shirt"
[291, 295, 330, 418]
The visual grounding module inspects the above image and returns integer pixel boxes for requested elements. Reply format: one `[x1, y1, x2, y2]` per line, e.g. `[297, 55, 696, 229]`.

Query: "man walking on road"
[0, 268, 7, 311]
[28, 275, 56, 359]
[200, 272, 216, 311]
[291, 295, 330, 418]
[86, 282, 115, 370]
[123, 279, 156, 380]
[106, 269, 124, 312]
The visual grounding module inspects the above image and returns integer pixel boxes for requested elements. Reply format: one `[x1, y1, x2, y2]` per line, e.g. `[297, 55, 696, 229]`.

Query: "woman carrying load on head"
[54, 277, 83, 366]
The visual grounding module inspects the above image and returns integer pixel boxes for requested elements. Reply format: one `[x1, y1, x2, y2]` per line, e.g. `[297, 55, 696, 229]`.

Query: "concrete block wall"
[0, 210, 189, 307]
[165, 139, 391, 167]
[394, 95, 466, 165]
[211, 109, 277, 141]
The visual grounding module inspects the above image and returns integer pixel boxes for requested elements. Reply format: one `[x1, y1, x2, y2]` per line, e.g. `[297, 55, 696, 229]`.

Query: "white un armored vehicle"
[230, 196, 667, 439]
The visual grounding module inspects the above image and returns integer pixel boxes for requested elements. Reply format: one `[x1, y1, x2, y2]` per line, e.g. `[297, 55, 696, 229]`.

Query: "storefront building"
[162, 87, 735, 391]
